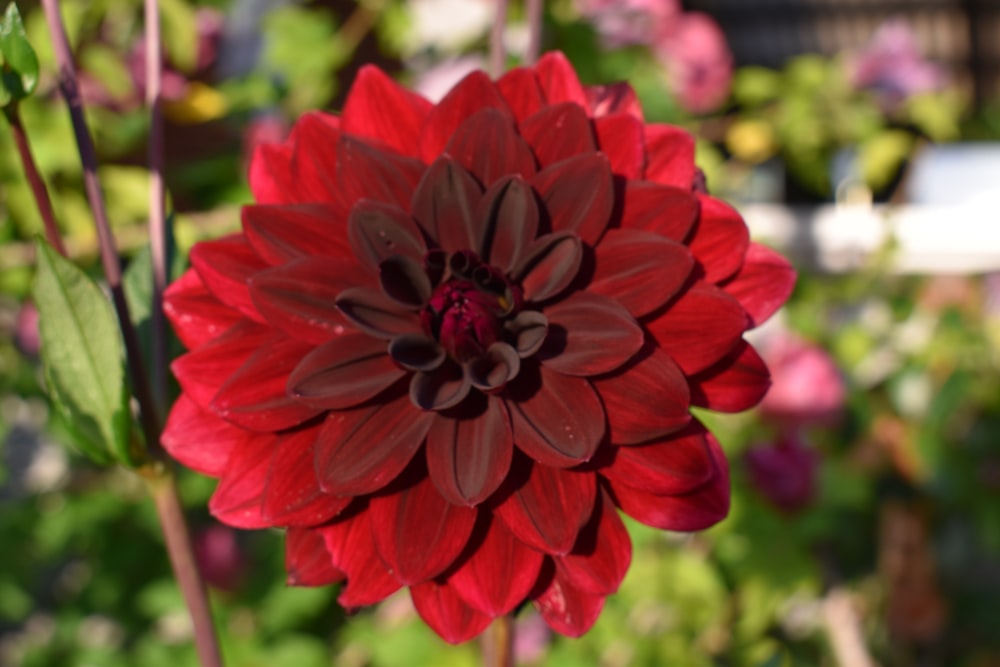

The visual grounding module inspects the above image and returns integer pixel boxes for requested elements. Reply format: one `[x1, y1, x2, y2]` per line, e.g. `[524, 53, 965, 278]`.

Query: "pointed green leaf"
[0, 3, 39, 99]
[32, 239, 138, 467]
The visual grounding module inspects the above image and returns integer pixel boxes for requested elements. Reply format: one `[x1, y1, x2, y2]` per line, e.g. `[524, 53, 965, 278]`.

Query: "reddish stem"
[524, 0, 543, 65]
[481, 615, 515, 667]
[145, 0, 168, 417]
[5, 105, 67, 256]
[490, 0, 509, 78]
[145, 467, 224, 667]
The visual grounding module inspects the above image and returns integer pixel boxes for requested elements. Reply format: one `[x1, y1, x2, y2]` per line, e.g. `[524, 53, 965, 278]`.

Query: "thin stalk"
[4, 104, 67, 256]
[145, 0, 168, 417]
[144, 466, 224, 667]
[524, 0, 543, 66]
[40, 0, 160, 451]
[490, 0, 509, 78]
[481, 615, 515, 667]
[40, 2, 224, 666]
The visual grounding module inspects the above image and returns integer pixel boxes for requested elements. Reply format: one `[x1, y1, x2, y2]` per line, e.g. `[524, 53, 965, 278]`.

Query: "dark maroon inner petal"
[410, 360, 472, 411]
[505, 310, 549, 358]
[410, 157, 483, 253]
[379, 255, 433, 307]
[476, 176, 540, 272]
[467, 342, 521, 391]
[388, 333, 446, 371]
[347, 200, 427, 272]
[512, 232, 583, 303]
[337, 286, 421, 339]
[287, 332, 403, 410]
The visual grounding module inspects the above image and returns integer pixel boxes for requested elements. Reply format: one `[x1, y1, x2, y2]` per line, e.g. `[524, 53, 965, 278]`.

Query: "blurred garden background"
[2, 0, 1000, 665]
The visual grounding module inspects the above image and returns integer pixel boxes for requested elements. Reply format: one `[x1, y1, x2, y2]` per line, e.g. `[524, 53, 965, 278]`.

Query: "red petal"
[287, 333, 403, 409]
[519, 103, 595, 167]
[263, 427, 352, 526]
[643, 123, 696, 189]
[593, 114, 644, 179]
[532, 153, 613, 245]
[288, 113, 343, 202]
[286, 528, 345, 586]
[316, 394, 435, 496]
[449, 516, 545, 616]
[370, 474, 478, 584]
[164, 270, 241, 350]
[320, 508, 401, 607]
[208, 432, 275, 529]
[540, 292, 644, 376]
[161, 394, 240, 476]
[420, 70, 511, 162]
[601, 423, 716, 495]
[342, 65, 432, 158]
[210, 335, 320, 431]
[721, 242, 796, 328]
[496, 67, 545, 122]
[591, 345, 690, 445]
[250, 257, 364, 345]
[286, 527, 345, 586]
[586, 82, 642, 120]
[689, 340, 771, 412]
[478, 176, 540, 272]
[647, 282, 748, 375]
[534, 569, 606, 637]
[336, 136, 425, 211]
[508, 365, 606, 466]
[495, 463, 596, 555]
[689, 194, 750, 284]
[556, 489, 631, 595]
[606, 432, 731, 531]
[242, 203, 352, 266]
[534, 52, 588, 107]
[248, 112, 341, 204]
[171, 320, 269, 410]
[249, 140, 293, 205]
[589, 229, 693, 318]
[410, 580, 493, 644]
[446, 108, 536, 186]
[620, 181, 698, 242]
[190, 235, 268, 322]
[426, 397, 513, 506]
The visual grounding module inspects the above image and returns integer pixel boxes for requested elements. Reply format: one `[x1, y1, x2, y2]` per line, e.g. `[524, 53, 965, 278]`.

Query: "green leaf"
[32, 239, 139, 467]
[0, 3, 39, 99]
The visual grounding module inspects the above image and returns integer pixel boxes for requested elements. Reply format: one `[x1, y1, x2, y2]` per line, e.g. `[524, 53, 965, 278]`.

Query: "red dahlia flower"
[162, 52, 795, 643]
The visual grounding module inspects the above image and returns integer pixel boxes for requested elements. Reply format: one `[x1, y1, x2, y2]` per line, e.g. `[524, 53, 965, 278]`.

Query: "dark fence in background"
[684, 0, 1000, 106]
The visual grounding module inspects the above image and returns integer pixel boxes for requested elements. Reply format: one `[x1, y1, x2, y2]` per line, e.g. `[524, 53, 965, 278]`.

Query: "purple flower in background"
[759, 331, 846, 427]
[745, 433, 819, 515]
[851, 18, 947, 106]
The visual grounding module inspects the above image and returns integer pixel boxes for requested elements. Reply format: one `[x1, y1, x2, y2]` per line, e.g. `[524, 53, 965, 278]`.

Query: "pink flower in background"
[15, 301, 40, 358]
[656, 12, 733, 114]
[745, 433, 819, 514]
[193, 524, 248, 592]
[575, 0, 681, 48]
[759, 332, 846, 427]
[851, 18, 946, 106]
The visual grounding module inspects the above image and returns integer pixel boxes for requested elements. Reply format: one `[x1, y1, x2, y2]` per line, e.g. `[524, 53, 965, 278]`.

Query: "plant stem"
[40, 2, 225, 665]
[145, 0, 168, 418]
[481, 615, 515, 667]
[490, 0, 509, 78]
[524, 0, 543, 66]
[4, 104, 67, 257]
[40, 0, 160, 452]
[144, 466, 224, 667]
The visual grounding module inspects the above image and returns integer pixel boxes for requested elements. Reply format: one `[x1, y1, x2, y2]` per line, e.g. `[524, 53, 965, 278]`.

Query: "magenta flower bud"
[193, 524, 248, 592]
[745, 433, 819, 514]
